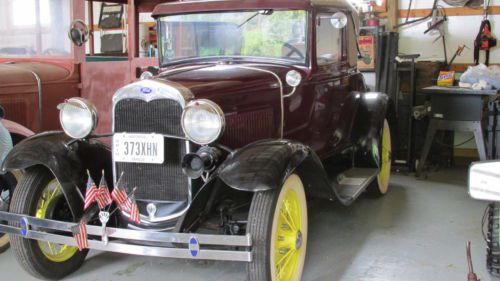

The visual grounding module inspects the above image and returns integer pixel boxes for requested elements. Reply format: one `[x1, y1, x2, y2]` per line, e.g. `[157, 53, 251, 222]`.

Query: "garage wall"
[397, 1, 499, 151]
[398, 0, 500, 64]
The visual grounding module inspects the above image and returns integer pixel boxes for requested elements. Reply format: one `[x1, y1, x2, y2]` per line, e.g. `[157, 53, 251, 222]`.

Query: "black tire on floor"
[367, 119, 392, 197]
[9, 167, 88, 280]
[487, 202, 500, 277]
[0, 171, 18, 254]
[246, 174, 308, 281]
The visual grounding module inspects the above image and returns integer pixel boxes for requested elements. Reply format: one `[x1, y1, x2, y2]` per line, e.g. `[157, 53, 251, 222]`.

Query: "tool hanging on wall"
[448, 45, 469, 69]
[474, 1, 496, 65]
[424, 7, 448, 65]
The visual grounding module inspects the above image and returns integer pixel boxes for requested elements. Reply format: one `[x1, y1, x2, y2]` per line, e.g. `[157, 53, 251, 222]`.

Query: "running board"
[334, 168, 378, 205]
[0, 211, 252, 262]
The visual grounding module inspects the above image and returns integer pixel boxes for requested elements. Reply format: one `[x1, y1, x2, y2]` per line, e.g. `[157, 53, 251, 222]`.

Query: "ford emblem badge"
[140, 87, 152, 94]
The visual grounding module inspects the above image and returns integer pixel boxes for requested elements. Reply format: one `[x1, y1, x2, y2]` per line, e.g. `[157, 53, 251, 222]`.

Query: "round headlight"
[58, 98, 98, 139]
[181, 99, 225, 145]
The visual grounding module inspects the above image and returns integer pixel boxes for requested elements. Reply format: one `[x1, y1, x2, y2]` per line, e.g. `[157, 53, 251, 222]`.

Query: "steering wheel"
[283, 42, 305, 59]
[68, 19, 90, 47]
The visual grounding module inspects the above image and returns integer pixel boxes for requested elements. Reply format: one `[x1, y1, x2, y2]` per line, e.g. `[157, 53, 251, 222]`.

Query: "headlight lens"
[181, 99, 225, 145]
[58, 98, 98, 139]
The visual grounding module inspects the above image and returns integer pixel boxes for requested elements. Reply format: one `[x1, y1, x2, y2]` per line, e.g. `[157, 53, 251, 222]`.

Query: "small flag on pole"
[129, 193, 141, 224]
[111, 172, 132, 212]
[96, 171, 113, 209]
[71, 220, 88, 251]
[83, 171, 97, 211]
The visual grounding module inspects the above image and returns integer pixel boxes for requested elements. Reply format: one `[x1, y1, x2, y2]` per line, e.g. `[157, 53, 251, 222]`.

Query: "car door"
[308, 10, 355, 158]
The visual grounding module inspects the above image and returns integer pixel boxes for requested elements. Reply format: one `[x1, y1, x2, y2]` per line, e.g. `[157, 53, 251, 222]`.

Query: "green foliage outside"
[160, 10, 307, 63]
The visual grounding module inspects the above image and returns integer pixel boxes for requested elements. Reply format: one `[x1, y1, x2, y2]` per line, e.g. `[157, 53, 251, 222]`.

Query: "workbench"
[415, 86, 499, 176]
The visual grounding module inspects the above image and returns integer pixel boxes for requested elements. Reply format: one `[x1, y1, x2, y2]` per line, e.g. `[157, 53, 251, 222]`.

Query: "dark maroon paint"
[151, 0, 369, 160]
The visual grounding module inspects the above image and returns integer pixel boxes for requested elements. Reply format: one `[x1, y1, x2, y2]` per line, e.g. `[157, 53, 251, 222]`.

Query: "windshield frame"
[156, 9, 311, 67]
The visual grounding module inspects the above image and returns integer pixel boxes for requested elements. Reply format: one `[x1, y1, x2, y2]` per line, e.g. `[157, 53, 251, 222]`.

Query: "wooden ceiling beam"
[378, 6, 500, 18]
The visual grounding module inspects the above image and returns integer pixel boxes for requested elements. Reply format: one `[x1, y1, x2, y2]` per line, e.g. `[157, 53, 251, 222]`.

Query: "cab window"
[316, 13, 345, 66]
[84, 1, 128, 61]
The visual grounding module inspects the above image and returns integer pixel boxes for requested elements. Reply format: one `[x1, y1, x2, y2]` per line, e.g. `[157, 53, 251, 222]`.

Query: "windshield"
[0, 0, 72, 58]
[158, 10, 308, 65]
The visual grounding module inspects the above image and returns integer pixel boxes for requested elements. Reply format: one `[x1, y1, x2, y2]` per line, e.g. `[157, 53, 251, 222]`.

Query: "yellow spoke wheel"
[369, 119, 392, 196]
[9, 167, 88, 279]
[247, 174, 308, 281]
[35, 179, 78, 262]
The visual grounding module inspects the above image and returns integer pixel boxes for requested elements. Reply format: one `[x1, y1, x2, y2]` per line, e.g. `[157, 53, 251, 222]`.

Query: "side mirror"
[68, 20, 90, 47]
[330, 12, 348, 29]
[468, 161, 500, 201]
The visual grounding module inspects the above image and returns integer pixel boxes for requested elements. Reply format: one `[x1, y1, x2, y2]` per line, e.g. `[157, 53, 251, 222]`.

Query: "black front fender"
[178, 139, 335, 232]
[2, 132, 112, 218]
[218, 139, 334, 199]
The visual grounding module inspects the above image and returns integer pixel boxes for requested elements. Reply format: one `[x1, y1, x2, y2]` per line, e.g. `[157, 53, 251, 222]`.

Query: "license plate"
[113, 133, 164, 164]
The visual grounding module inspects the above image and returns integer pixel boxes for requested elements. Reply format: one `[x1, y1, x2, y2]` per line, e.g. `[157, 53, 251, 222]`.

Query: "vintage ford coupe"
[0, 0, 394, 280]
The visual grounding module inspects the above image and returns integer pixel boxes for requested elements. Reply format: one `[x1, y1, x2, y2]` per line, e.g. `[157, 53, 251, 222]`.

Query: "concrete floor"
[0, 168, 494, 280]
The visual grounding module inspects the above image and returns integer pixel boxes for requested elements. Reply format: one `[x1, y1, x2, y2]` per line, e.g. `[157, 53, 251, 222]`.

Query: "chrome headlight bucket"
[181, 99, 225, 145]
[58, 97, 98, 139]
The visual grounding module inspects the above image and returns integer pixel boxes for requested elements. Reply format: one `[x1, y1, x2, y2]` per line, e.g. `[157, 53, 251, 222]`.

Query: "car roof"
[152, 0, 356, 17]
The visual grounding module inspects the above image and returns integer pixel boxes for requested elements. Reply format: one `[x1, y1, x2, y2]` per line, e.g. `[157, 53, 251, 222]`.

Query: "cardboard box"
[437, 71, 455, 87]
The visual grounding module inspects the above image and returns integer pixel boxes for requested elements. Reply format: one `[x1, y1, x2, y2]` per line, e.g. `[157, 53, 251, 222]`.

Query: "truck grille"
[113, 98, 189, 202]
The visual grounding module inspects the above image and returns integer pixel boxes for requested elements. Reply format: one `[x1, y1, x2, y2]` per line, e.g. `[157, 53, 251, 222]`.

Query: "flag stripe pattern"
[129, 201, 140, 224]
[111, 185, 141, 224]
[96, 176, 113, 209]
[111, 186, 132, 212]
[83, 175, 97, 211]
[72, 220, 88, 251]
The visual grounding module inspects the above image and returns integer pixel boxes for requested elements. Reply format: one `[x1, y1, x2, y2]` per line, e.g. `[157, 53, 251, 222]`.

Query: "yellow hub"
[271, 175, 307, 281]
[377, 119, 391, 193]
[35, 179, 78, 262]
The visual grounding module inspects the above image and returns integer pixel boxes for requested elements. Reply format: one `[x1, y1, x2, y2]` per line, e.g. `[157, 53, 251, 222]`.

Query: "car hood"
[157, 63, 302, 100]
[0, 62, 70, 86]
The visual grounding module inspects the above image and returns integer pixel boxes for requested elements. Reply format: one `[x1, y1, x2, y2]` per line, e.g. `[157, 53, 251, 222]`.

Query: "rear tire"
[367, 119, 392, 196]
[10, 167, 87, 280]
[246, 174, 308, 281]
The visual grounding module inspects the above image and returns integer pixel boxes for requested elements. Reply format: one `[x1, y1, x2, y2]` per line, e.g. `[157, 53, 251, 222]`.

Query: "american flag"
[71, 220, 88, 251]
[128, 193, 141, 224]
[111, 177, 140, 224]
[83, 172, 97, 211]
[111, 185, 132, 212]
[96, 174, 113, 209]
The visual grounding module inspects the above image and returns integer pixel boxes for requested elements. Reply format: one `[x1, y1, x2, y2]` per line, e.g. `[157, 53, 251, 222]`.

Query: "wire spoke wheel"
[35, 179, 78, 262]
[247, 174, 308, 281]
[9, 167, 87, 279]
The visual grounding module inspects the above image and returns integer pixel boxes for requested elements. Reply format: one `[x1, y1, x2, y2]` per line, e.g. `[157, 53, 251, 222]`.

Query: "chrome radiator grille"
[113, 98, 189, 202]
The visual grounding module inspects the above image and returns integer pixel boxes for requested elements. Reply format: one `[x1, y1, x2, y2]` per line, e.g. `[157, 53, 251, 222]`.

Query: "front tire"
[10, 167, 87, 280]
[246, 174, 308, 281]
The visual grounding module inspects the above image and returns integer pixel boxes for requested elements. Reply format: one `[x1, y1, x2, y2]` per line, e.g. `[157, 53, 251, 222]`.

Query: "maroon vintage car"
[0, 0, 394, 280]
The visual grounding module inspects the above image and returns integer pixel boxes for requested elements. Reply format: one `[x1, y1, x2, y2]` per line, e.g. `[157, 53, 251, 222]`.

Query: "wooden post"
[128, 0, 137, 60]
[387, 0, 398, 32]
